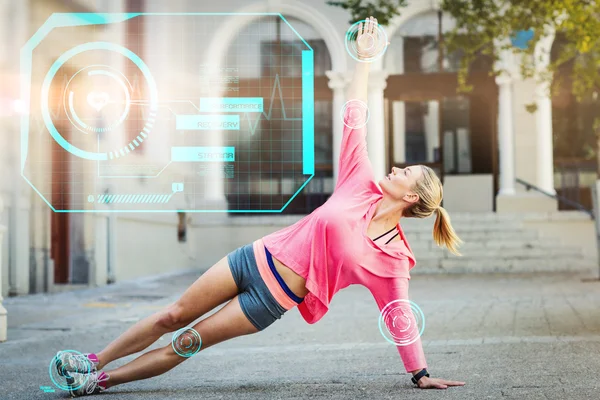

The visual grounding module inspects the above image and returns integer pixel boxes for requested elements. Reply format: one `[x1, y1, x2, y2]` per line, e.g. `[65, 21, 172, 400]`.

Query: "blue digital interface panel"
[21, 13, 314, 212]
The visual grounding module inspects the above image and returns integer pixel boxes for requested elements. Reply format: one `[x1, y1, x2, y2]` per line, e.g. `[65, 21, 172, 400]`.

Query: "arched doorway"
[220, 15, 334, 214]
[382, 10, 497, 210]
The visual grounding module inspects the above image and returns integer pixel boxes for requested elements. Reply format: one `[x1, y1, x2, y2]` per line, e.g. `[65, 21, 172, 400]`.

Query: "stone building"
[0, 0, 595, 331]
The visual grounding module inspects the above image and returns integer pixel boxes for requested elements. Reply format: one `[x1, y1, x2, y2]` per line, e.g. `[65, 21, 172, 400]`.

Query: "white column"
[326, 71, 348, 187]
[392, 101, 406, 163]
[0, 196, 6, 342]
[367, 70, 389, 180]
[0, 1, 11, 68]
[496, 75, 516, 195]
[535, 80, 556, 194]
[9, 0, 30, 295]
[424, 100, 439, 162]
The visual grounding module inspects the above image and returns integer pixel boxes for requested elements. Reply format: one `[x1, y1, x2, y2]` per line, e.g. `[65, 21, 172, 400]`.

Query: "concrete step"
[412, 247, 583, 260]
[408, 239, 564, 252]
[225, 211, 591, 226]
[413, 257, 597, 274]
[396, 211, 595, 274]
[403, 212, 528, 223]
[401, 211, 591, 232]
[401, 221, 524, 233]
[408, 230, 540, 242]
[424, 210, 591, 222]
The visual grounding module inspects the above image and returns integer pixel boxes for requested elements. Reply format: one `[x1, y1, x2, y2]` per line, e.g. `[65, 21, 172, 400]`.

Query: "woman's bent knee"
[155, 304, 187, 332]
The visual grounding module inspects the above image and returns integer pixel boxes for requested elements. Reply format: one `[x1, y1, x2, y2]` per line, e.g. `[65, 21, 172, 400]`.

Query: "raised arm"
[333, 17, 380, 193]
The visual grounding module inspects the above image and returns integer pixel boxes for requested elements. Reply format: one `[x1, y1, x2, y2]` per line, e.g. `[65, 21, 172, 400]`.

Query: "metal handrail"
[554, 159, 596, 208]
[515, 178, 594, 219]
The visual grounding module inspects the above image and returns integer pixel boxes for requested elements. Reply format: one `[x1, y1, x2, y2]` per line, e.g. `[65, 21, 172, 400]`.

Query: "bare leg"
[104, 295, 258, 388]
[95, 256, 239, 370]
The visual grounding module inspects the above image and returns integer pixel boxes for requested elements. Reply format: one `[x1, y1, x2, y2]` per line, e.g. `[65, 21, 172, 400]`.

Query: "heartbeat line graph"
[242, 74, 303, 135]
[128, 74, 304, 135]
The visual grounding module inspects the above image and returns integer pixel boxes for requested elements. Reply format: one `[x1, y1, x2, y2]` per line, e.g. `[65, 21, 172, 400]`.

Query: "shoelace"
[69, 354, 93, 372]
[84, 372, 109, 394]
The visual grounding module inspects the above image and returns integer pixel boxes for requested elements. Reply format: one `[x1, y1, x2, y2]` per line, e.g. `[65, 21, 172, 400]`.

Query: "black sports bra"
[372, 226, 399, 245]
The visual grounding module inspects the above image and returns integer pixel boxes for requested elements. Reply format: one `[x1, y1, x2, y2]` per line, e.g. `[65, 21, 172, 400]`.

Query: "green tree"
[328, 0, 600, 174]
[326, 0, 407, 26]
[440, 0, 600, 173]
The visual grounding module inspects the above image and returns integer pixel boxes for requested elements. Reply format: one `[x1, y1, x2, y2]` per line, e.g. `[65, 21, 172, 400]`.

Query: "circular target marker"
[41, 42, 158, 161]
[345, 19, 389, 62]
[378, 300, 425, 346]
[48, 350, 91, 391]
[341, 99, 369, 129]
[63, 65, 133, 136]
[171, 327, 202, 358]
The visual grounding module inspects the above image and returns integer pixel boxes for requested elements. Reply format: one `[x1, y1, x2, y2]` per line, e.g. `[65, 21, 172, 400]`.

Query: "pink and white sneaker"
[67, 371, 109, 397]
[55, 351, 100, 377]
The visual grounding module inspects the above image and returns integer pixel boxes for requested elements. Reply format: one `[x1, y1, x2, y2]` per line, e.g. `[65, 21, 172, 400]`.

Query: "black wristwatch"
[411, 368, 430, 386]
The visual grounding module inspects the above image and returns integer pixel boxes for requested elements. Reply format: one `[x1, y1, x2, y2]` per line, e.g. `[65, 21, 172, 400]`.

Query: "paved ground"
[2, 268, 600, 399]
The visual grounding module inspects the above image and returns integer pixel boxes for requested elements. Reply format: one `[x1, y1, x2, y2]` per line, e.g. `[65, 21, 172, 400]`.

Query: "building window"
[222, 16, 333, 213]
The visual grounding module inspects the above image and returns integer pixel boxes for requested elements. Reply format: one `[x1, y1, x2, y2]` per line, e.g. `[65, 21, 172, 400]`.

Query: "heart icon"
[87, 91, 110, 112]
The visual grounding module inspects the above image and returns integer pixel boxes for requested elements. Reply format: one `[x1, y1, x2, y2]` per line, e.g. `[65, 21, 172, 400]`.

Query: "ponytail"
[433, 206, 462, 256]
[408, 166, 463, 256]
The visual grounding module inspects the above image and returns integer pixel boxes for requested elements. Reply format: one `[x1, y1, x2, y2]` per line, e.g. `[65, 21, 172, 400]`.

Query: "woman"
[55, 16, 465, 396]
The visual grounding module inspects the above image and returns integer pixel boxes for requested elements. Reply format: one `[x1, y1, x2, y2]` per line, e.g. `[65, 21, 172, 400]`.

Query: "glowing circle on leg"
[171, 327, 202, 357]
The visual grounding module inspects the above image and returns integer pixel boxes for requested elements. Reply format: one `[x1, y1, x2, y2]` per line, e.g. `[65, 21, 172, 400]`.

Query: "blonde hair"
[403, 166, 463, 256]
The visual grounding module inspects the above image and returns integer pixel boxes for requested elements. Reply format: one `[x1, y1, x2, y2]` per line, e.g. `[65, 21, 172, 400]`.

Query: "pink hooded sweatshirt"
[262, 104, 427, 372]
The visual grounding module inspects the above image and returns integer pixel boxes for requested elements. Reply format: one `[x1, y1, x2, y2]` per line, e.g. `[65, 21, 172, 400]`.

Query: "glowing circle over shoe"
[49, 350, 91, 391]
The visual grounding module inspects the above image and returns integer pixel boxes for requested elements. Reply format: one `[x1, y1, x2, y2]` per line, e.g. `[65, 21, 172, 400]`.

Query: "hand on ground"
[417, 376, 466, 389]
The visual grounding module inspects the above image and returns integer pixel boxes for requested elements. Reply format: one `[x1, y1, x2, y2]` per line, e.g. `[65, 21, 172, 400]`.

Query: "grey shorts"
[226, 243, 302, 331]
